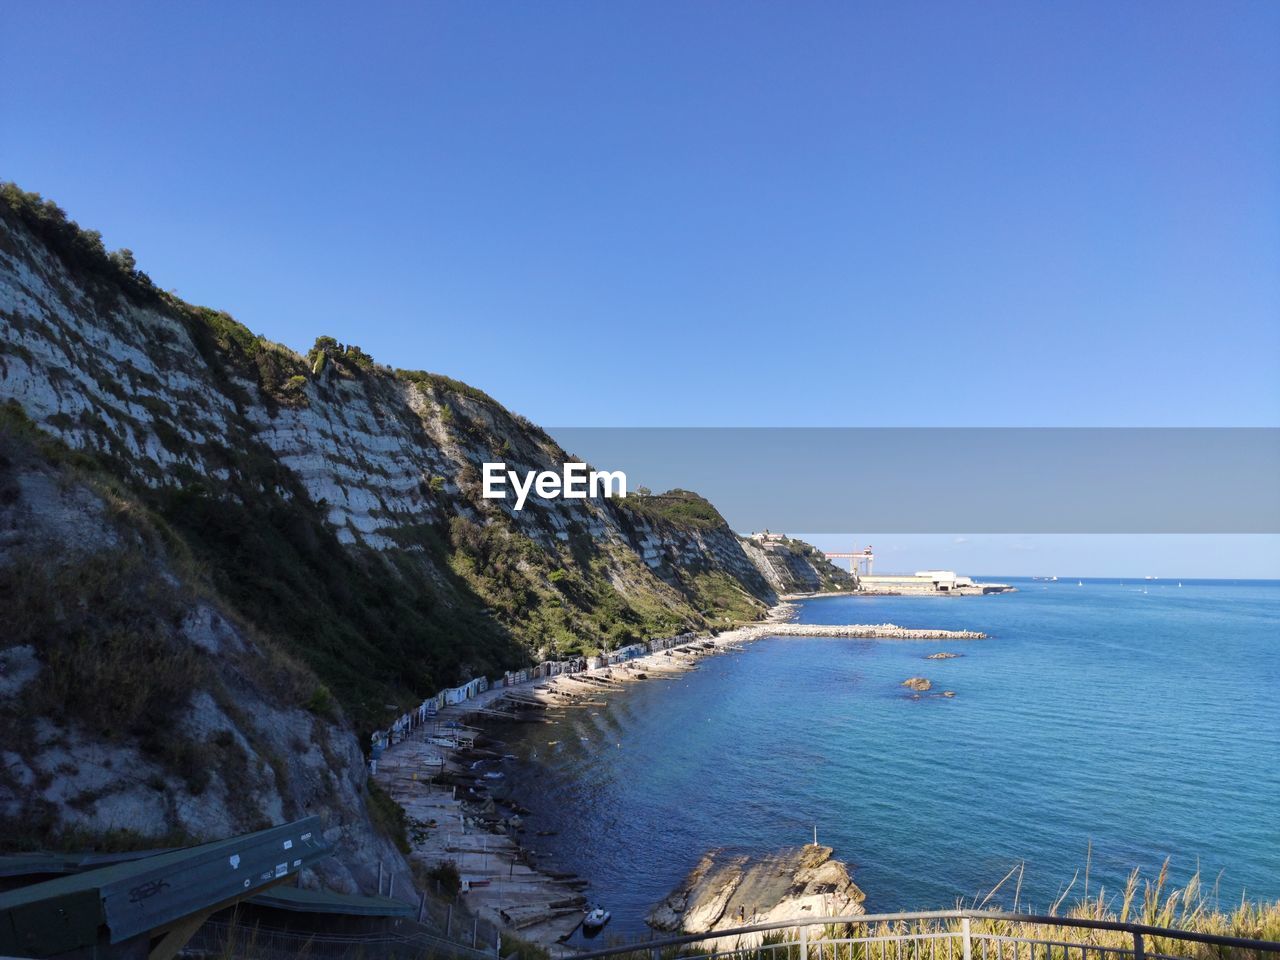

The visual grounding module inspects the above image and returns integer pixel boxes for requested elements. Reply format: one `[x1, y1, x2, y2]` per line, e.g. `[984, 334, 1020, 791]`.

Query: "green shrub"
[622, 489, 727, 529]
[304, 683, 336, 718]
[365, 780, 410, 854]
[4, 550, 206, 743]
[1, 183, 159, 304]
[426, 859, 462, 897]
[394, 369, 500, 406]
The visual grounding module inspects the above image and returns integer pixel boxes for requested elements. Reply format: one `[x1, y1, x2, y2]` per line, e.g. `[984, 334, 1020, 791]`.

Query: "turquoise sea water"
[493, 579, 1280, 941]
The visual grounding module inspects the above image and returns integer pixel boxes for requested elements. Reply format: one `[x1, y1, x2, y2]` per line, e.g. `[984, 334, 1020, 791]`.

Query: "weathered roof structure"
[0, 849, 174, 883]
[247, 885, 413, 918]
[0, 817, 329, 959]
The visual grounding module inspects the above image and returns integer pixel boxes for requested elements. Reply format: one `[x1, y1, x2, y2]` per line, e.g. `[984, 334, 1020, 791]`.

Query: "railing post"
[800, 924, 809, 960]
[1132, 932, 1145, 960]
[962, 917, 972, 960]
[651, 947, 661, 960]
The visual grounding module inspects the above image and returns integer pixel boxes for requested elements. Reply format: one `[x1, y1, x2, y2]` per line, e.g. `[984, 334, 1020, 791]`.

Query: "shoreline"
[372, 602, 979, 953]
[782, 587, 1017, 600]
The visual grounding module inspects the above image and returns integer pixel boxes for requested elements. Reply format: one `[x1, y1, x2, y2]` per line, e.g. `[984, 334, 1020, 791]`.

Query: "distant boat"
[1077, 580, 1083, 587]
[1178, 582, 1183, 587]
[582, 906, 611, 935]
[1144, 576, 1157, 580]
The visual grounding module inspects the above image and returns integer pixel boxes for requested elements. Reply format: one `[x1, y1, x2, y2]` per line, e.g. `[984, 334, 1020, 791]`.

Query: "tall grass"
[601, 864, 1280, 960]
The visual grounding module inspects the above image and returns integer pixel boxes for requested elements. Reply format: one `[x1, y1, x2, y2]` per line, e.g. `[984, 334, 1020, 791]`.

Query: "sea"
[489, 578, 1280, 942]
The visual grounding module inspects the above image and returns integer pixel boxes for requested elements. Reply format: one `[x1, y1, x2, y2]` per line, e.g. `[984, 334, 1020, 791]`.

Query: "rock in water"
[925, 652, 961, 660]
[902, 676, 932, 691]
[648, 846, 865, 946]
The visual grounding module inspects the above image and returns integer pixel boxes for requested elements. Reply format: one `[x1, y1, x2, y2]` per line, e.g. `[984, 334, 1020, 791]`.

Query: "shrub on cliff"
[365, 780, 410, 854]
[0, 182, 158, 304]
[623, 488, 728, 529]
[426, 860, 462, 897]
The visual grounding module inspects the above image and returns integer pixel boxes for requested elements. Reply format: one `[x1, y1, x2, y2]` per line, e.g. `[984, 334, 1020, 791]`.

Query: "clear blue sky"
[4, 3, 1277, 575]
[4, 1, 1277, 428]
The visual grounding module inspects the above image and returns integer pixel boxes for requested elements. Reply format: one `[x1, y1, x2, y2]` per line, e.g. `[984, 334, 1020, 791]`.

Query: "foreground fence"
[573, 911, 1280, 960]
[182, 918, 498, 960]
[178, 909, 1280, 960]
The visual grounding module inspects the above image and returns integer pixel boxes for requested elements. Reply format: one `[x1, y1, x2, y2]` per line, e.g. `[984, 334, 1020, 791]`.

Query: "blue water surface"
[494, 579, 1280, 939]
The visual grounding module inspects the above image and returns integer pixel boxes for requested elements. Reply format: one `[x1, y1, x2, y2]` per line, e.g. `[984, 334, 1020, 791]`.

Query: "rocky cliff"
[0, 411, 415, 895]
[648, 845, 865, 946]
[740, 536, 855, 595]
[0, 185, 801, 876]
[0, 186, 777, 714]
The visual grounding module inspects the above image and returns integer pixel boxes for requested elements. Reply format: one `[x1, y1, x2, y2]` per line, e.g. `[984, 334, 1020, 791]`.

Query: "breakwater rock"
[753, 623, 986, 640]
[902, 677, 933, 691]
[648, 845, 865, 945]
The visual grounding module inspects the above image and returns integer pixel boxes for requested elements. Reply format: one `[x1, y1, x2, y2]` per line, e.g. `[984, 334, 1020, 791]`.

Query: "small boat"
[582, 906, 611, 934]
[1077, 580, 1083, 586]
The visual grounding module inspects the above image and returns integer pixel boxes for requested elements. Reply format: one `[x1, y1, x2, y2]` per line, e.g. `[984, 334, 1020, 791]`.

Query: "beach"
[370, 605, 800, 952]
[372, 579, 1280, 950]
[372, 602, 988, 951]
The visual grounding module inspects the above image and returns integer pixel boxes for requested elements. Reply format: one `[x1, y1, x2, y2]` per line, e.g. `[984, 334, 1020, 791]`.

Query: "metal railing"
[572, 911, 1280, 960]
[182, 918, 498, 960]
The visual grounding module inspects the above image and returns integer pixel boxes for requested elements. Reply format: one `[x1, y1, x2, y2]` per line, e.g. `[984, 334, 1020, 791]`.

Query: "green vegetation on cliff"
[622, 489, 728, 529]
[0, 185, 777, 740]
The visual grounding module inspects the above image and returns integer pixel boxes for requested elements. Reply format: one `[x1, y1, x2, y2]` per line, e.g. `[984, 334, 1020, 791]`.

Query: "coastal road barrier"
[568, 911, 1280, 960]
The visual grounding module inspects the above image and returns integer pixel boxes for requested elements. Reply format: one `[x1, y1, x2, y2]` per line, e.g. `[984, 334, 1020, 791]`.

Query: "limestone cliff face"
[0, 426, 415, 898]
[0, 206, 761, 579]
[0, 189, 784, 871]
[740, 537, 855, 595]
[0, 197, 776, 677]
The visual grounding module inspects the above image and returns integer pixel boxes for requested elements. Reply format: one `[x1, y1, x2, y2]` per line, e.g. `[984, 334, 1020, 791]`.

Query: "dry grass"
[841, 863, 1280, 960]
[605, 864, 1279, 960]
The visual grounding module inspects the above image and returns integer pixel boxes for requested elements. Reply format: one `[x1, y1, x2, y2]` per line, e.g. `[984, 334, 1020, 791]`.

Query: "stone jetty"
[752, 622, 986, 640]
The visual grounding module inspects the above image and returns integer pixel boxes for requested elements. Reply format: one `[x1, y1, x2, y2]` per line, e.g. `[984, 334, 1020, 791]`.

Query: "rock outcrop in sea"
[648, 845, 865, 946]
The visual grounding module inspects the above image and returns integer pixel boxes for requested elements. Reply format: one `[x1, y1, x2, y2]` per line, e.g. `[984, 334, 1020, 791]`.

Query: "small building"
[913, 570, 976, 592]
[858, 570, 1011, 595]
